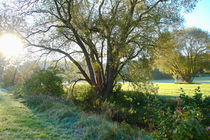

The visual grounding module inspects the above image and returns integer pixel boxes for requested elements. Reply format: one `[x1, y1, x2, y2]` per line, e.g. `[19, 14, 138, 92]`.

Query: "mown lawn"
[155, 83, 210, 96]
[121, 82, 210, 97]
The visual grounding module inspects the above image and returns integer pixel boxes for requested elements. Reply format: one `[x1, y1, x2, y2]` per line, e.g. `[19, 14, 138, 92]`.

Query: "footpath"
[0, 90, 64, 140]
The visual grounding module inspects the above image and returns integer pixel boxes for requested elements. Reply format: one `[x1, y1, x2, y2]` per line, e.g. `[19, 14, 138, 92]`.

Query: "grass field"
[121, 77, 210, 97]
[1, 90, 147, 139]
[155, 83, 210, 96]
[0, 92, 55, 139]
[0, 91, 79, 139]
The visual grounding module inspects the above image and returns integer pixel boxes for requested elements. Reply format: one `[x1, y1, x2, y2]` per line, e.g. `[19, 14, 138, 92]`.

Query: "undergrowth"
[19, 93, 151, 139]
[67, 85, 210, 139]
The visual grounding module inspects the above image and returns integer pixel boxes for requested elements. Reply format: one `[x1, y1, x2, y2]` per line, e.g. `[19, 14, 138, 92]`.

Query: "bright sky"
[0, 33, 23, 57]
[183, 0, 210, 33]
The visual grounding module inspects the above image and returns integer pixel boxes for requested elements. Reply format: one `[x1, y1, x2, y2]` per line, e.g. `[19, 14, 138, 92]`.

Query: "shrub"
[113, 83, 122, 93]
[153, 88, 210, 139]
[69, 84, 100, 111]
[23, 68, 64, 97]
[180, 87, 210, 126]
[154, 107, 209, 139]
[102, 91, 164, 130]
[70, 88, 163, 129]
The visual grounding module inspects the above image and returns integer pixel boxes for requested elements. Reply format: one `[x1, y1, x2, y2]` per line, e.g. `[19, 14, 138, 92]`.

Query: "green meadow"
[121, 77, 210, 97]
[156, 83, 210, 96]
[121, 82, 210, 96]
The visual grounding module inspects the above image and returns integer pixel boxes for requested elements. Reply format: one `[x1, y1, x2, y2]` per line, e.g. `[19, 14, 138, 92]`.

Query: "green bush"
[153, 88, 210, 139]
[69, 84, 100, 111]
[23, 68, 64, 97]
[106, 91, 164, 129]
[180, 87, 210, 126]
[154, 107, 209, 139]
[70, 88, 163, 129]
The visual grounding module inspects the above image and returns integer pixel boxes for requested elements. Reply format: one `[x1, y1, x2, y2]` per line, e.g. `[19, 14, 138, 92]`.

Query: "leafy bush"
[69, 84, 100, 111]
[154, 106, 209, 139]
[113, 83, 122, 93]
[70, 87, 163, 129]
[180, 87, 210, 125]
[107, 91, 166, 128]
[153, 87, 210, 139]
[130, 82, 159, 95]
[23, 68, 64, 97]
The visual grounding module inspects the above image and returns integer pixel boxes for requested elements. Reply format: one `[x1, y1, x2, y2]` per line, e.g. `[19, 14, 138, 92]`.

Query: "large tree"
[155, 28, 210, 83]
[7, 0, 198, 97]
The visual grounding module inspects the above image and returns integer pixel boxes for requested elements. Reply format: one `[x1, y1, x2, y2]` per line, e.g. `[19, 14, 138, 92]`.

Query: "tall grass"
[24, 93, 151, 139]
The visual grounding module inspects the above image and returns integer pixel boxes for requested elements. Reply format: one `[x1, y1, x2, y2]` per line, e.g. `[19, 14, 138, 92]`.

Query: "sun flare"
[0, 33, 23, 57]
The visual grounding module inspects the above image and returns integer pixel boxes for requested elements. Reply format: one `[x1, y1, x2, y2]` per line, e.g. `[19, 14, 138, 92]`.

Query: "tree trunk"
[103, 81, 114, 98]
[181, 75, 193, 83]
[94, 80, 114, 98]
[93, 68, 115, 98]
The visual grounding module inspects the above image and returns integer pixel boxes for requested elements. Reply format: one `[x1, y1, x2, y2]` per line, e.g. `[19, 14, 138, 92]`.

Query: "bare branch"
[27, 25, 67, 38]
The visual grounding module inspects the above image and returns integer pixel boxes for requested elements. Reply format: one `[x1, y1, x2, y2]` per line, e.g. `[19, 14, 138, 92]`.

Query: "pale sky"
[184, 0, 210, 33]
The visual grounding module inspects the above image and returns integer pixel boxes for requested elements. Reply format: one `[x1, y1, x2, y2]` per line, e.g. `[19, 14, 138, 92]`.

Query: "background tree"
[0, 52, 6, 81]
[17, 61, 40, 84]
[10, 0, 199, 97]
[1, 60, 40, 87]
[155, 28, 210, 83]
[202, 53, 210, 73]
[1, 66, 17, 87]
[121, 56, 152, 83]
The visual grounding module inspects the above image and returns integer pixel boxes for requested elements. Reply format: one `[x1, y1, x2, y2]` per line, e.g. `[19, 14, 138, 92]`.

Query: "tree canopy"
[155, 28, 210, 83]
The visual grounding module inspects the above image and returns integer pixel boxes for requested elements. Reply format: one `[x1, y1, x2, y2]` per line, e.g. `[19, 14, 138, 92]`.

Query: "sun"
[0, 33, 23, 57]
